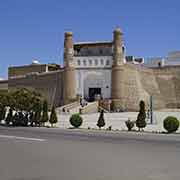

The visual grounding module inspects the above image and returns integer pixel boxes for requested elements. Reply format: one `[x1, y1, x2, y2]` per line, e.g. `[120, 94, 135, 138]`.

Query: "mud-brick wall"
[8, 70, 64, 107]
[8, 64, 47, 78]
[111, 65, 141, 111]
[0, 80, 8, 93]
[139, 67, 165, 109]
[112, 64, 165, 111]
[116, 64, 180, 111]
[153, 66, 180, 108]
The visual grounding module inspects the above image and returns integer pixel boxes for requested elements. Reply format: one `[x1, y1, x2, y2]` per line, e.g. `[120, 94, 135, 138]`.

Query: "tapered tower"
[63, 32, 76, 104]
[113, 27, 124, 66]
[111, 28, 125, 110]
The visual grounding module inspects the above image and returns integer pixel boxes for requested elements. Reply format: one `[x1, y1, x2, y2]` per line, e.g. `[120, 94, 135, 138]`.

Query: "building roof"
[0, 79, 8, 83]
[74, 41, 113, 46]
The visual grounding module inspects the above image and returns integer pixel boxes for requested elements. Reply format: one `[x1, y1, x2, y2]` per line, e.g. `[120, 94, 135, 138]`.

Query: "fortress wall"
[8, 64, 47, 78]
[139, 67, 165, 109]
[153, 66, 180, 108]
[116, 65, 142, 111]
[117, 64, 180, 111]
[113, 64, 165, 111]
[8, 70, 64, 107]
[0, 80, 8, 93]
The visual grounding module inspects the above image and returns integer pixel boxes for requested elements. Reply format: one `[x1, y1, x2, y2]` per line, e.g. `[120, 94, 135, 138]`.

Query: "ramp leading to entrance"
[57, 101, 81, 114]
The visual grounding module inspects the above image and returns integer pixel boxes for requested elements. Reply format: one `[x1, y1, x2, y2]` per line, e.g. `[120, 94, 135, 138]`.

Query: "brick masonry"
[8, 70, 64, 107]
[4, 28, 180, 111]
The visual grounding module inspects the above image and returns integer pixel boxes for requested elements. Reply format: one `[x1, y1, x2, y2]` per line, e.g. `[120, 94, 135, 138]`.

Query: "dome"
[114, 27, 123, 34]
[32, 60, 40, 65]
[65, 31, 73, 36]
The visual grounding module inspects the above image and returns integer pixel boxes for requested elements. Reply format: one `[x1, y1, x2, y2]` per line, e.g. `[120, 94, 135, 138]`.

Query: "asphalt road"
[0, 127, 180, 180]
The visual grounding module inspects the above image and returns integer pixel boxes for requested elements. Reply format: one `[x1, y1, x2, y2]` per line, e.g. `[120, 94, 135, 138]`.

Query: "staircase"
[57, 101, 81, 114]
[79, 101, 99, 114]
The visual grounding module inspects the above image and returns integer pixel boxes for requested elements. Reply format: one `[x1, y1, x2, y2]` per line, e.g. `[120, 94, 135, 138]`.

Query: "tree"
[0, 92, 8, 107]
[10, 88, 42, 113]
[29, 111, 34, 127]
[136, 100, 146, 131]
[24, 113, 29, 126]
[5, 108, 13, 125]
[0, 92, 8, 122]
[40, 100, 49, 126]
[34, 101, 42, 127]
[12, 111, 24, 126]
[12, 112, 18, 126]
[97, 110, 105, 129]
[0, 89, 44, 127]
[0, 106, 6, 122]
[49, 106, 58, 127]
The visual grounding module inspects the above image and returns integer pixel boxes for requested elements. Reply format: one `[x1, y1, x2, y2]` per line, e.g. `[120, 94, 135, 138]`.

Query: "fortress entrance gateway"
[83, 71, 104, 101]
[88, 88, 101, 102]
[76, 69, 111, 101]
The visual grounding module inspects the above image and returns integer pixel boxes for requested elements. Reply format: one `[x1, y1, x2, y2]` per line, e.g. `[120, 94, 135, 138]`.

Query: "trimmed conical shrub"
[41, 100, 49, 126]
[97, 110, 105, 129]
[136, 100, 146, 131]
[49, 106, 58, 127]
[0, 106, 6, 122]
[5, 108, 13, 125]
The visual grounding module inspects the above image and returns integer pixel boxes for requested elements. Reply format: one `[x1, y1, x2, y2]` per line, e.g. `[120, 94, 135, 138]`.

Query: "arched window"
[99, 49, 103, 55]
[83, 60, 87, 66]
[100, 59, 104, 65]
[77, 59, 81, 66]
[122, 46, 125, 53]
[106, 60, 110, 66]
[95, 59, 98, 66]
[89, 59, 92, 66]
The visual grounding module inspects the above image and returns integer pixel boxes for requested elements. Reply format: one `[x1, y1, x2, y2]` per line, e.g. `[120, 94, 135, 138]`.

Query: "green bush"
[70, 113, 83, 128]
[107, 125, 112, 131]
[163, 116, 179, 133]
[125, 119, 135, 131]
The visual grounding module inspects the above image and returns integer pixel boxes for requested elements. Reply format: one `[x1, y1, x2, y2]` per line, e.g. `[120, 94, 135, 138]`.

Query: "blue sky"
[0, 0, 179, 78]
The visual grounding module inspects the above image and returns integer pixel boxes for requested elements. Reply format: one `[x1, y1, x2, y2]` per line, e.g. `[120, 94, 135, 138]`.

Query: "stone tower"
[111, 28, 125, 110]
[63, 32, 76, 104]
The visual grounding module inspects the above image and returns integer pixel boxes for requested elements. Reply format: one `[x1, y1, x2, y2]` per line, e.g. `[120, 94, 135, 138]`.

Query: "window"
[83, 60, 87, 66]
[95, 59, 98, 66]
[106, 60, 110, 66]
[77, 60, 81, 66]
[99, 49, 103, 55]
[100, 59, 104, 65]
[89, 59, 92, 66]
[76, 48, 81, 54]
[87, 50, 91, 55]
[122, 46, 125, 53]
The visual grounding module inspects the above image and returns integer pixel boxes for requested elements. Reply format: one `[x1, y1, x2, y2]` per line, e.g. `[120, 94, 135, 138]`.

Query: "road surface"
[0, 127, 180, 180]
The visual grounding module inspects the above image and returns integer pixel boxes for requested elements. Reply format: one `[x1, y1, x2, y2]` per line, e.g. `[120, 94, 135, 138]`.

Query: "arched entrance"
[83, 72, 104, 102]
